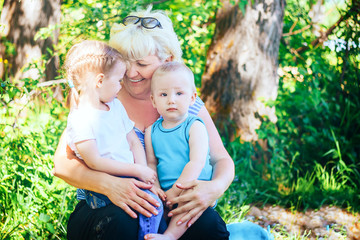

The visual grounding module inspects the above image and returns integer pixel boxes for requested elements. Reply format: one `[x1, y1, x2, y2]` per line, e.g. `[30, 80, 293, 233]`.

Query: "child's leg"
[144, 205, 188, 240]
[138, 189, 164, 240]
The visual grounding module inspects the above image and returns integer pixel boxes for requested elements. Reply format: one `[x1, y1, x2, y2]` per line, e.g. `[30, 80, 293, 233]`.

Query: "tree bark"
[201, 0, 285, 141]
[0, 0, 61, 81]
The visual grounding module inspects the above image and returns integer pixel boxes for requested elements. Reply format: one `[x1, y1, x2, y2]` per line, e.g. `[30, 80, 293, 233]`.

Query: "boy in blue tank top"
[144, 62, 229, 240]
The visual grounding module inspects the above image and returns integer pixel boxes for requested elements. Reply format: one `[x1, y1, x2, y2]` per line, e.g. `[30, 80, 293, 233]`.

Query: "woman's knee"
[68, 201, 138, 240]
[180, 208, 229, 240]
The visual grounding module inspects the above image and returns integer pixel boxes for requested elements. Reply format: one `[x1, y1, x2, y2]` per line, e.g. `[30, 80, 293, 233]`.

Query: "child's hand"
[150, 186, 166, 202]
[136, 165, 157, 185]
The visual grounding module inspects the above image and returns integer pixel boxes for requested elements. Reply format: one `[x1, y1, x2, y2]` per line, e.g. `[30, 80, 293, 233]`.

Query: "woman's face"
[123, 55, 165, 99]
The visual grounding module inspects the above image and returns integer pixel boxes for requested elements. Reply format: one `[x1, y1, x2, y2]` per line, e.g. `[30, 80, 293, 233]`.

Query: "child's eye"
[176, 92, 183, 95]
[160, 93, 167, 97]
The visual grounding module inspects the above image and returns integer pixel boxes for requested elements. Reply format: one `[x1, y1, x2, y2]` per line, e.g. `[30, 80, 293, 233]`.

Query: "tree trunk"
[0, 0, 61, 81]
[201, 0, 285, 141]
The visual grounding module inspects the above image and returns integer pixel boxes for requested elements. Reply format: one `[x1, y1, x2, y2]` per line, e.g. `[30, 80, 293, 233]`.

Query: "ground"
[245, 205, 360, 239]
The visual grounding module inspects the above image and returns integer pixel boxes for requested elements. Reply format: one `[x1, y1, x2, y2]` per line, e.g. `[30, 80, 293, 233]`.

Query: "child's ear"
[150, 95, 156, 108]
[95, 73, 105, 88]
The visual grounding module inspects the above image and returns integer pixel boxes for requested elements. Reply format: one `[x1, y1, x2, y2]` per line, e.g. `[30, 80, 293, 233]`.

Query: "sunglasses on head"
[122, 16, 163, 29]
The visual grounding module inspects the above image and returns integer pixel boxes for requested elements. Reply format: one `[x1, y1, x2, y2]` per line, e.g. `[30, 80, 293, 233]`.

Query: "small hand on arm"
[53, 130, 160, 218]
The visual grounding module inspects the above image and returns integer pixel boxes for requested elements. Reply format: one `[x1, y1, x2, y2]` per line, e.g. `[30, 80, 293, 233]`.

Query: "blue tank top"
[151, 115, 213, 191]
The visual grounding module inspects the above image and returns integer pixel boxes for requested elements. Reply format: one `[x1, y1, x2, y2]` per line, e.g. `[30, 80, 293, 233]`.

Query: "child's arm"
[168, 121, 210, 198]
[75, 139, 156, 184]
[127, 129, 147, 166]
[145, 126, 166, 201]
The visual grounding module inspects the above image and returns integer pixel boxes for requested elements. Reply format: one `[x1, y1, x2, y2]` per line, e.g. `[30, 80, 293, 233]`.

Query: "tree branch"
[141, 0, 170, 6]
[282, 25, 311, 37]
[293, 14, 346, 55]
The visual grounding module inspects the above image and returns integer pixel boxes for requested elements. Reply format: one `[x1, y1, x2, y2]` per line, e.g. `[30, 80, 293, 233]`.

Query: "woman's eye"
[137, 62, 147, 67]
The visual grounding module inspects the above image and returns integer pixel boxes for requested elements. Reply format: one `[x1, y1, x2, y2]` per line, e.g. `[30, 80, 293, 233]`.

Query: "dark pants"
[67, 201, 229, 240]
[179, 207, 229, 240]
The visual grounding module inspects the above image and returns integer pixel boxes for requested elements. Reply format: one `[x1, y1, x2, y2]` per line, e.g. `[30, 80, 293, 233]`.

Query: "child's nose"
[168, 95, 175, 103]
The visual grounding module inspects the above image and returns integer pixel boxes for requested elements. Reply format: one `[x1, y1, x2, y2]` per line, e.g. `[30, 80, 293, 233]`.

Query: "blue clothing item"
[151, 115, 213, 191]
[227, 221, 274, 240]
[85, 188, 164, 240]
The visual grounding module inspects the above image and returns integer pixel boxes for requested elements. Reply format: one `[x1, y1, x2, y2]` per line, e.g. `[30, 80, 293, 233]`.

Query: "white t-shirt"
[66, 98, 135, 164]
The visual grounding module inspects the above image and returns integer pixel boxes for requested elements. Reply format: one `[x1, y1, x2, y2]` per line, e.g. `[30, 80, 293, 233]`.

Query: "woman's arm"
[167, 106, 235, 226]
[53, 130, 160, 218]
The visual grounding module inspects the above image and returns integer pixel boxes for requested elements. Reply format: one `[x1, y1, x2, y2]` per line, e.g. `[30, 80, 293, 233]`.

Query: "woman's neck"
[118, 90, 159, 132]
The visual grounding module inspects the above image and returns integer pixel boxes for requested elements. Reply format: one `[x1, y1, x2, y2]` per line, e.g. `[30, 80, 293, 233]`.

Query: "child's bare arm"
[171, 121, 209, 196]
[76, 139, 156, 184]
[127, 129, 147, 166]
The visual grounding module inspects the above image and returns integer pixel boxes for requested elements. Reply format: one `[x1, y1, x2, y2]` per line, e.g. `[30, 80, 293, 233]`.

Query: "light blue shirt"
[151, 115, 213, 191]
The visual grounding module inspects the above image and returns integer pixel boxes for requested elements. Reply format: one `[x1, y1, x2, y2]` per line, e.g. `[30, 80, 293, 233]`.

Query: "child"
[144, 62, 228, 240]
[64, 40, 163, 240]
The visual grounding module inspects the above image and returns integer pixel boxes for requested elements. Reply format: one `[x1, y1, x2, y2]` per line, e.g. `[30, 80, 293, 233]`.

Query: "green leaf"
[39, 213, 50, 223]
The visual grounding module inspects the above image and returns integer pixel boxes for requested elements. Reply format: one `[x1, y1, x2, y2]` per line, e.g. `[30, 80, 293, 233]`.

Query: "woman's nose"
[126, 64, 138, 79]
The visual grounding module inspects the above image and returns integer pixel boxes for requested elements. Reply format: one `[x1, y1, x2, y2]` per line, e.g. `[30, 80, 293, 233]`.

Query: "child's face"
[151, 70, 196, 123]
[98, 61, 126, 103]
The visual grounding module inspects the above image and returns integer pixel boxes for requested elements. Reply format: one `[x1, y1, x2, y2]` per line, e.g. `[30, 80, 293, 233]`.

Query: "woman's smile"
[128, 78, 145, 83]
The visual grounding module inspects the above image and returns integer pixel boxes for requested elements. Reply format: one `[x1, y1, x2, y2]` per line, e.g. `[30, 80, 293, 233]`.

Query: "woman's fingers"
[174, 180, 198, 190]
[185, 210, 203, 227]
[108, 178, 160, 218]
[118, 202, 137, 219]
[168, 199, 194, 216]
[135, 184, 161, 208]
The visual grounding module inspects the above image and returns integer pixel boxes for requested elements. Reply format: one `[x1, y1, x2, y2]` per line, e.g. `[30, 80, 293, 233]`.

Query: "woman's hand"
[164, 186, 181, 209]
[167, 180, 221, 227]
[106, 177, 161, 218]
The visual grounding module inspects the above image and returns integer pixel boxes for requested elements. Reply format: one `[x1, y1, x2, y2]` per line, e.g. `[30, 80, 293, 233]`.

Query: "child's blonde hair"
[64, 40, 124, 109]
[151, 62, 196, 92]
[109, 5, 182, 62]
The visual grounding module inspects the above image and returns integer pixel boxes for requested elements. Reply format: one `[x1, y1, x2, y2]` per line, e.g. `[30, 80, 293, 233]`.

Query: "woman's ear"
[190, 92, 197, 105]
[165, 55, 174, 62]
[95, 73, 105, 88]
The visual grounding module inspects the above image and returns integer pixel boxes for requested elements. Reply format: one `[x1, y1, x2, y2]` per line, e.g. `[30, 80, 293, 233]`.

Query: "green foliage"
[57, 0, 221, 86]
[220, 0, 360, 216]
[0, 64, 73, 239]
[1, 0, 359, 239]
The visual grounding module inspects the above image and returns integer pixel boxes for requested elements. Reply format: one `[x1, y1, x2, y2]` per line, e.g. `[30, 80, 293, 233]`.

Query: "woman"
[53, 6, 271, 240]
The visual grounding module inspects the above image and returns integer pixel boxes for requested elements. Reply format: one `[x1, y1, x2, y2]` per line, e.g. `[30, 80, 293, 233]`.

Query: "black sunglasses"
[122, 16, 163, 29]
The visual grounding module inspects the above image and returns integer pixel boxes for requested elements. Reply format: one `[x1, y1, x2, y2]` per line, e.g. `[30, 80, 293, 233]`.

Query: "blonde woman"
[54, 6, 272, 240]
